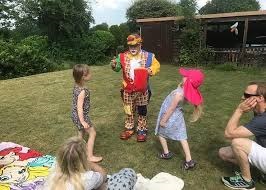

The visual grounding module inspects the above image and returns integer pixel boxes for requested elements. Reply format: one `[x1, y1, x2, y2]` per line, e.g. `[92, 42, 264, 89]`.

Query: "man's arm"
[224, 97, 257, 139]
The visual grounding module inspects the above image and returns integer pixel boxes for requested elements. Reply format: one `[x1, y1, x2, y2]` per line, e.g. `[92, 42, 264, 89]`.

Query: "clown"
[111, 34, 160, 142]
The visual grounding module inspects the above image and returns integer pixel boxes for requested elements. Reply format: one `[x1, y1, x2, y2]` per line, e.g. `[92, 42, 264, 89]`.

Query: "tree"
[91, 23, 109, 31]
[119, 23, 130, 46]
[126, 0, 181, 32]
[0, 0, 18, 28]
[199, 0, 260, 15]
[0, 0, 20, 38]
[18, 0, 94, 42]
[109, 24, 130, 53]
[109, 25, 122, 48]
[179, 0, 197, 17]
[179, 0, 201, 65]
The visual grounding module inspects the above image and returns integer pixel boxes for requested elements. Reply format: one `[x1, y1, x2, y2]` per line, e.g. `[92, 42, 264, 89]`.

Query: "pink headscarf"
[179, 68, 204, 106]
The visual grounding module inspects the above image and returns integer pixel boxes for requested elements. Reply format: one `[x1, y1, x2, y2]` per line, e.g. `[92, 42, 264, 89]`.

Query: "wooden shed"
[137, 10, 266, 65]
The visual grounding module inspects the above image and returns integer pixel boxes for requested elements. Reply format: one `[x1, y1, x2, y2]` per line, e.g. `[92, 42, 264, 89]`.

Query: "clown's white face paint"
[129, 44, 141, 56]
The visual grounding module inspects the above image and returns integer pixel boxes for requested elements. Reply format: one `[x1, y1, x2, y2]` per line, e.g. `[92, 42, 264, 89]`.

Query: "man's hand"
[111, 56, 117, 69]
[238, 97, 257, 113]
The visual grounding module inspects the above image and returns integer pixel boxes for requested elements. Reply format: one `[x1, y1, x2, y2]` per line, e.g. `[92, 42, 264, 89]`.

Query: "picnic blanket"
[134, 172, 184, 190]
[0, 142, 55, 190]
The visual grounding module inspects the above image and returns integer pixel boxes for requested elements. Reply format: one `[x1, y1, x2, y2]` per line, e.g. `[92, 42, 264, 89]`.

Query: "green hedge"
[50, 30, 115, 64]
[0, 36, 56, 79]
[0, 31, 116, 79]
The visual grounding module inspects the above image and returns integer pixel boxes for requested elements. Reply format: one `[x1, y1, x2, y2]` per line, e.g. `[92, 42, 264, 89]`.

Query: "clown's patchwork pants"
[122, 90, 148, 131]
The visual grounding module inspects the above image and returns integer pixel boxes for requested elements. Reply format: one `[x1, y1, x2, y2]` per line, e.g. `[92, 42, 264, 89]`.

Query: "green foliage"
[0, 0, 19, 28]
[91, 23, 109, 31]
[126, 0, 181, 20]
[0, 36, 56, 79]
[199, 0, 260, 14]
[109, 24, 130, 53]
[179, 0, 197, 17]
[12, 19, 41, 41]
[198, 48, 215, 64]
[109, 25, 122, 48]
[126, 0, 182, 32]
[50, 30, 115, 64]
[119, 23, 130, 46]
[178, 1, 202, 66]
[18, 0, 94, 42]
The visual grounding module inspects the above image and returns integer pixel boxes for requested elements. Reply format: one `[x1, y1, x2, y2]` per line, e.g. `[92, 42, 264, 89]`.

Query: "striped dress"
[155, 87, 187, 141]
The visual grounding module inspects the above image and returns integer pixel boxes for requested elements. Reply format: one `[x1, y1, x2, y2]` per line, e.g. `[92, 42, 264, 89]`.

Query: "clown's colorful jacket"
[112, 50, 160, 93]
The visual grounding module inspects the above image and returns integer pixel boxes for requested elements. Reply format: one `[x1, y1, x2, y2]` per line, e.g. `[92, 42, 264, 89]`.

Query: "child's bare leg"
[159, 136, 169, 154]
[86, 127, 102, 162]
[78, 130, 84, 139]
[180, 140, 192, 162]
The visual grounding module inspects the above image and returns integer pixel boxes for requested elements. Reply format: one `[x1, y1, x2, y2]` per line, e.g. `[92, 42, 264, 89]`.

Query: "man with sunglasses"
[111, 34, 160, 142]
[219, 81, 266, 190]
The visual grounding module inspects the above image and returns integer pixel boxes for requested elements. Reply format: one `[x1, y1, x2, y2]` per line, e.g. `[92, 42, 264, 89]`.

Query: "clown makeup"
[129, 44, 141, 55]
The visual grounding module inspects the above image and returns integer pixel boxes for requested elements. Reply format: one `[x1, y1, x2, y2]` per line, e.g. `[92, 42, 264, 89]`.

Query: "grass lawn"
[0, 64, 266, 189]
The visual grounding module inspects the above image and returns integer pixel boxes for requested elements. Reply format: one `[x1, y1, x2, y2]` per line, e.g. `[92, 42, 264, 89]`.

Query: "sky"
[91, 0, 266, 26]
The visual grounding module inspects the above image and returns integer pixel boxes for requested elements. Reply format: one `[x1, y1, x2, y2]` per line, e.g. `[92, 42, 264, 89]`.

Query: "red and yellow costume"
[112, 34, 160, 141]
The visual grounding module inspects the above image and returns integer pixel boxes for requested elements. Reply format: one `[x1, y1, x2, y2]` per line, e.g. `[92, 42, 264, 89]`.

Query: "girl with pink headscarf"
[155, 68, 204, 170]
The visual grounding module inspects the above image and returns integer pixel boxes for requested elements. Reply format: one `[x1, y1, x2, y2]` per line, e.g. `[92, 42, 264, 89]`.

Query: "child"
[71, 64, 102, 163]
[43, 136, 106, 190]
[43, 137, 137, 190]
[155, 68, 204, 170]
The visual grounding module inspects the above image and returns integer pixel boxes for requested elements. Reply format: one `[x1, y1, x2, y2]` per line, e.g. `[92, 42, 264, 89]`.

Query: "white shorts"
[248, 141, 266, 173]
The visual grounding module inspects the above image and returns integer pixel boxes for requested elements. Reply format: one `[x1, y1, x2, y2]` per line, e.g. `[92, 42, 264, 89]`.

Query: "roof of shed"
[136, 10, 266, 23]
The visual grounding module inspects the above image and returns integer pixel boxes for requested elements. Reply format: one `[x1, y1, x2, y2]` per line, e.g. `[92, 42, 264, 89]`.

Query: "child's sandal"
[181, 159, 197, 170]
[159, 152, 173, 159]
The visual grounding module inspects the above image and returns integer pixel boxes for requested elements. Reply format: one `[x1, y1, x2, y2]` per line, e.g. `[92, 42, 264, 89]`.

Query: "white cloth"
[134, 172, 184, 190]
[129, 58, 141, 80]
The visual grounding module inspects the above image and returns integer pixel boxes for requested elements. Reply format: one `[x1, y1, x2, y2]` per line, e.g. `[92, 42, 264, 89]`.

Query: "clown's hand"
[147, 68, 152, 76]
[111, 56, 117, 69]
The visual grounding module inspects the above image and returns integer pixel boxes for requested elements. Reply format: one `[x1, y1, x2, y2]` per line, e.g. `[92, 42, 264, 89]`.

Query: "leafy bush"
[0, 36, 56, 79]
[50, 30, 115, 64]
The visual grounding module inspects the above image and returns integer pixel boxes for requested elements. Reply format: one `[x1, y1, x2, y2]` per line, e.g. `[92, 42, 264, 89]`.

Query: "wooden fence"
[213, 47, 266, 67]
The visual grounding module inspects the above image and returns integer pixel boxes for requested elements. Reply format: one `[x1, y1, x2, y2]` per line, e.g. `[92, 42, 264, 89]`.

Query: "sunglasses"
[243, 92, 259, 99]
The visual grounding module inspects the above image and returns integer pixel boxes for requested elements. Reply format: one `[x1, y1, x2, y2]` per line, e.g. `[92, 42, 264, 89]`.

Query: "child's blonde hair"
[178, 81, 203, 122]
[190, 104, 203, 122]
[48, 137, 90, 190]
[73, 64, 90, 84]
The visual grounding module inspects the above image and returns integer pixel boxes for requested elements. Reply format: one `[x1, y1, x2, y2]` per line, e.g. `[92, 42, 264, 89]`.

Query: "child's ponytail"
[190, 104, 203, 122]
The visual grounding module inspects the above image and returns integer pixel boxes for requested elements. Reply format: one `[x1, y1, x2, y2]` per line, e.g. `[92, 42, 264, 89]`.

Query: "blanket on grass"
[0, 142, 55, 190]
